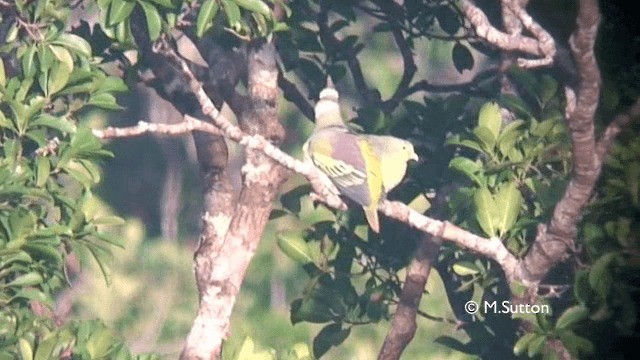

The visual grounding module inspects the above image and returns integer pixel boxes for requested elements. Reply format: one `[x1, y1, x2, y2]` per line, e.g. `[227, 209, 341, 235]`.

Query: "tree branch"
[93, 117, 221, 138]
[595, 98, 640, 161]
[518, 0, 601, 284]
[278, 70, 314, 120]
[459, 0, 556, 68]
[95, 115, 521, 274]
[377, 234, 441, 360]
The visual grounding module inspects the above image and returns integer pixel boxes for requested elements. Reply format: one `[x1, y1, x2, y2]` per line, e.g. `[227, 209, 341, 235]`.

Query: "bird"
[363, 135, 418, 193]
[303, 79, 418, 233]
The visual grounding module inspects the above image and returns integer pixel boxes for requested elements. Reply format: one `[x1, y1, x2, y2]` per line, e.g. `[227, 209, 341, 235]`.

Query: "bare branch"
[459, 0, 555, 68]
[278, 70, 314, 120]
[93, 117, 221, 139]
[94, 119, 519, 272]
[596, 97, 640, 161]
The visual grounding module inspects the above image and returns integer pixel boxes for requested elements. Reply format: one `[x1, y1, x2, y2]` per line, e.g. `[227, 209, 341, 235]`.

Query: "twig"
[93, 118, 221, 139]
[595, 97, 640, 161]
[278, 70, 314, 120]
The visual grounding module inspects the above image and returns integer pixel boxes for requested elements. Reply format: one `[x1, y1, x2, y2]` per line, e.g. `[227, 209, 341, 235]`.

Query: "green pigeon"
[303, 80, 418, 232]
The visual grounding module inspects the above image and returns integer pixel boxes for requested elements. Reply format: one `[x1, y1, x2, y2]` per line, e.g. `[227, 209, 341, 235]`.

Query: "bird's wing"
[308, 130, 381, 206]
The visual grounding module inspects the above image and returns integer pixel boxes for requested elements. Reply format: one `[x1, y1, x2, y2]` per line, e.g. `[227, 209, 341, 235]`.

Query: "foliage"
[0, 0, 150, 358]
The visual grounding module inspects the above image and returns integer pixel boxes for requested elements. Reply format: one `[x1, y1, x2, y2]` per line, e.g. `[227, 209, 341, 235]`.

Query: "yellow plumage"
[363, 135, 418, 192]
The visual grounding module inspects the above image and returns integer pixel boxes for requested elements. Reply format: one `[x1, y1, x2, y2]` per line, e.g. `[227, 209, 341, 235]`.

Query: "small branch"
[381, 68, 498, 109]
[318, 8, 377, 105]
[379, 201, 520, 279]
[278, 70, 314, 120]
[92, 117, 517, 274]
[595, 97, 640, 161]
[93, 118, 221, 139]
[502, 0, 556, 68]
[459, 0, 555, 68]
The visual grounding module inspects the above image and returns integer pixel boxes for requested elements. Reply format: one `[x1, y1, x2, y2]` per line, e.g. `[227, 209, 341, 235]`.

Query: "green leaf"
[86, 243, 113, 285]
[499, 94, 533, 117]
[452, 261, 480, 276]
[35, 157, 51, 187]
[472, 126, 496, 153]
[436, 5, 461, 35]
[97, 76, 128, 94]
[478, 102, 502, 141]
[52, 34, 93, 57]
[18, 338, 33, 360]
[497, 120, 524, 157]
[312, 323, 350, 359]
[47, 59, 72, 95]
[12, 288, 50, 304]
[513, 332, 536, 356]
[34, 335, 57, 360]
[0, 251, 32, 269]
[196, 0, 219, 38]
[9, 272, 44, 287]
[556, 305, 588, 330]
[494, 182, 522, 235]
[527, 334, 546, 357]
[408, 193, 431, 213]
[49, 45, 74, 72]
[290, 298, 334, 324]
[0, 109, 14, 132]
[88, 93, 123, 109]
[559, 330, 594, 357]
[474, 187, 498, 237]
[449, 157, 483, 186]
[235, 0, 272, 18]
[222, 0, 242, 28]
[31, 114, 77, 133]
[139, 1, 162, 40]
[433, 336, 474, 355]
[277, 231, 313, 264]
[452, 42, 474, 73]
[109, 0, 136, 25]
[21, 243, 63, 265]
[22, 45, 37, 78]
[94, 231, 126, 248]
[539, 75, 558, 106]
[588, 252, 618, 298]
[532, 119, 555, 138]
[573, 270, 594, 305]
[5, 22, 19, 43]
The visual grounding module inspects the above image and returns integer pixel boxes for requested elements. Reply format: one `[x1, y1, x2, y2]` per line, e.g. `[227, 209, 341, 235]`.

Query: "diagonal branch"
[94, 109, 519, 275]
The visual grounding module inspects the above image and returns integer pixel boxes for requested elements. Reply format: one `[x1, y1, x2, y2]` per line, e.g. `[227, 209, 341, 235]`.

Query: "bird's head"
[399, 140, 419, 162]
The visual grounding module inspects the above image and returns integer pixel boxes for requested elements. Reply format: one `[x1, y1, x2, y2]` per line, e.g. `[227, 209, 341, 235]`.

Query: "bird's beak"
[411, 152, 419, 161]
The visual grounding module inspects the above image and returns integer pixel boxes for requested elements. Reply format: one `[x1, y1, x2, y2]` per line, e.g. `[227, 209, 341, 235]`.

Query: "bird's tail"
[363, 205, 380, 233]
